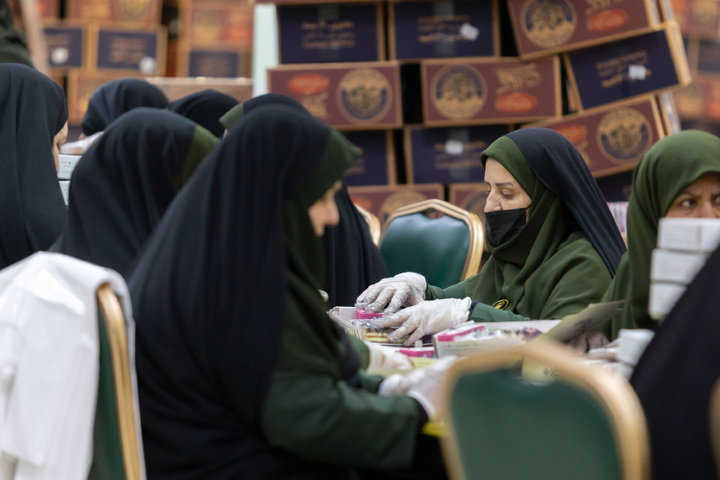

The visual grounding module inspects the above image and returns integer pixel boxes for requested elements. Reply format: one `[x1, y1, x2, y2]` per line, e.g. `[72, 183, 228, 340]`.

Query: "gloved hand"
[378, 356, 458, 421]
[365, 341, 414, 370]
[568, 330, 609, 353]
[355, 272, 426, 314]
[373, 297, 472, 346]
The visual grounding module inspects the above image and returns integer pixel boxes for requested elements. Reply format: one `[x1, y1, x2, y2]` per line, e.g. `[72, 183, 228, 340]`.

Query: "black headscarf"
[219, 93, 306, 130]
[221, 93, 388, 307]
[0, 63, 67, 269]
[630, 243, 720, 480]
[493, 128, 626, 274]
[81, 78, 169, 136]
[0, 0, 33, 67]
[129, 105, 358, 477]
[167, 89, 238, 138]
[51, 108, 218, 278]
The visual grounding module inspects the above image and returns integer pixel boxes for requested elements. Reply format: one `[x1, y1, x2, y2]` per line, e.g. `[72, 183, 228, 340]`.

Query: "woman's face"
[665, 173, 720, 219]
[484, 158, 532, 213]
[308, 180, 342, 237]
[52, 121, 69, 173]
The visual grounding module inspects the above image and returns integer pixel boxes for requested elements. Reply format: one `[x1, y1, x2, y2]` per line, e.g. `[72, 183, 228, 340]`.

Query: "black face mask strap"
[484, 208, 527, 247]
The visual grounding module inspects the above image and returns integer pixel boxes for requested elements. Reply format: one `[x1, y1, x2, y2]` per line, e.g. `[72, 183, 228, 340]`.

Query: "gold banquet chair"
[380, 199, 483, 288]
[88, 283, 143, 480]
[442, 341, 650, 480]
[711, 380, 720, 477]
[355, 203, 382, 246]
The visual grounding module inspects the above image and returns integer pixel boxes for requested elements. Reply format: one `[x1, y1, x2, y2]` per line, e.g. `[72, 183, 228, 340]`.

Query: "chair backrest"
[355, 203, 381, 246]
[442, 341, 650, 480]
[88, 283, 143, 480]
[711, 379, 720, 478]
[380, 199, 483, 288]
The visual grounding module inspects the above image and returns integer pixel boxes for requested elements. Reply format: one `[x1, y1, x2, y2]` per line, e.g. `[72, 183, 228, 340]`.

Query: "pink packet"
[435, 323, 485, 342]
[398, 347, 435, 358]
[355, 309, 385, 320]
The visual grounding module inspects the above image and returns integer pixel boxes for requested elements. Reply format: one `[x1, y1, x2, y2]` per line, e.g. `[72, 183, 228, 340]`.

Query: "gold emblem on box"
[379, 191, 428, 223]
[597, 108, 653, 164]
[431, 64, 486, 120]
[674, 83, 704, 118]
[337, 68, 391, 123]
[118, 0, 152, 22]
[191, 10, 223, 44]
[521, 0, 576, 48]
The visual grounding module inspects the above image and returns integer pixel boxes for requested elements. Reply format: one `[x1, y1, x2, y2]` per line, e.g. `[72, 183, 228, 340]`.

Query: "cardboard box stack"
[259, 0, 691, 223]
[648, 217, 720, 319]
[176, 0, 253, 78]
[671, 0, 720, 139]
[22, 0, 253, 127]
[42, 0, 167, 124]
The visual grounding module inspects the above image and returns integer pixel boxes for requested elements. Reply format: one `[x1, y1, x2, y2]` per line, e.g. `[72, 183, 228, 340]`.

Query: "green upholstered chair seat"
[450, 369, 619, 480]
[88, 303, 127, 480]
[382, 213, 470, 288]
[89, 284, 142, 480]
[442, 342, 650, 480]
[380, 200, 483, 288]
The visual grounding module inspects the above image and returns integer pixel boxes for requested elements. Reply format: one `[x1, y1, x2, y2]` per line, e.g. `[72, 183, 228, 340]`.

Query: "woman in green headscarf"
[604, 130, 720, 340]
[358, 128, 626, 346]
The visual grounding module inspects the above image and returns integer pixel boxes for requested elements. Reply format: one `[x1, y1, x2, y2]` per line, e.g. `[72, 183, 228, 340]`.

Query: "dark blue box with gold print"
[565, 22, 690, 110]
[388, 0, 499, 60]
[277, 2, 384, 64]
[44, 22, 87, 70]
[93, 25, 165, 75]
[404, 124, 508, 184]
[343, 130, 396, 186]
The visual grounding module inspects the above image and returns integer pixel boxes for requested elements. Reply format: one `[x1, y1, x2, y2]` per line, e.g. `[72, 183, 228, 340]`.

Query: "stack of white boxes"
[649, 218, 720, 319]
[57, 154, 81, 206]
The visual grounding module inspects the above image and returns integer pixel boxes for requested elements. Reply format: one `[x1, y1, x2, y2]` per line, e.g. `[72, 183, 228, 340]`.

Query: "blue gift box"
[182, 48, 250, 78]
[277, 2, 384, 64]
[404, 124, 509, 184]
[343, 130, 396, 186]
[93, 26, 165, 74]
[44, 22, 87, 70]
[565, 22, 690, 110]
[388, 0, 499, 60]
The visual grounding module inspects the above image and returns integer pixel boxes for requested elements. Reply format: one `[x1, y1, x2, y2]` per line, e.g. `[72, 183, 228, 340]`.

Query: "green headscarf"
[604, 130, 720, 339]
[464, 135, 602, 319]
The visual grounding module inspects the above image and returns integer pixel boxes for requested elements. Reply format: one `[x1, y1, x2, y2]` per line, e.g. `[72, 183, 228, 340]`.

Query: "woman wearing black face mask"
[357, 128, 626, 346]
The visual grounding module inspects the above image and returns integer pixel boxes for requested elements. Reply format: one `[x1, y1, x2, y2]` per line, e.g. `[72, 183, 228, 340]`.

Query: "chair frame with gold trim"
[441, 341, 650, 480]
[710, 379, 720, 478]
[355, 203, 382, 246]
[89, 283, 143, 480]
[380, 199, 483, 285]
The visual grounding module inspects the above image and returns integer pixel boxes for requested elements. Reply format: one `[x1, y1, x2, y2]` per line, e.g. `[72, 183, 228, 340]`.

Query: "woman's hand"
[378, 356, 458, 420]
[355, 272, 427, 314]
[373, 298, 472, 346]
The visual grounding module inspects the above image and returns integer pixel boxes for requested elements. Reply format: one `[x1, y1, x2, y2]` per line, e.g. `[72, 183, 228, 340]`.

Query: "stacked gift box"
[670, 0, 720, 139]
[37, 0, 168, 124]
[260, 0, 690, 220]
[648, 218, 720, 319]
[175, 0, 253, 78]
[12, 0, 254, 127]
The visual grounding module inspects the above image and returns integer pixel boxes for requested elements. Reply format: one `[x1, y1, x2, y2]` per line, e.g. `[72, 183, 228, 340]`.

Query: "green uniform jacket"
[428, 231, 611, 323]
[260, 308, 421, 471]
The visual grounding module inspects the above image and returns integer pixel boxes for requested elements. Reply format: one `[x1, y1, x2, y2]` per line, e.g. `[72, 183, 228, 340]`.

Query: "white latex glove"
[374, 297, 472, 346]
[365, 341, 414, 370]
[378, 356, 457, 395]
[355, 272, 426, 314]
[568, 330, 609, 353]
[378, 356, 458, 421]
